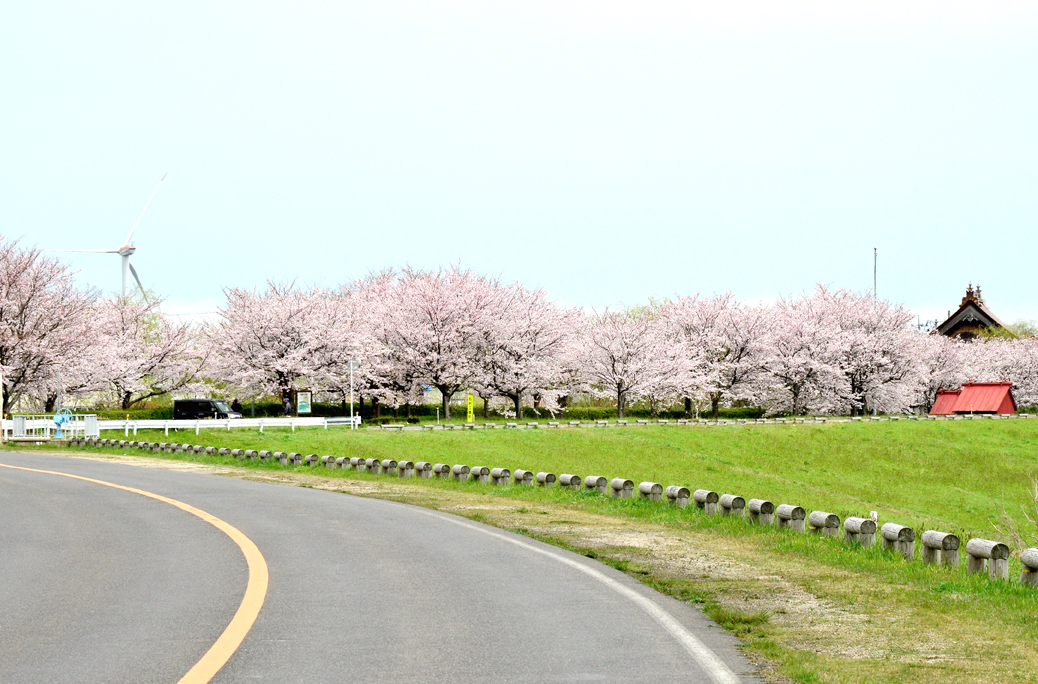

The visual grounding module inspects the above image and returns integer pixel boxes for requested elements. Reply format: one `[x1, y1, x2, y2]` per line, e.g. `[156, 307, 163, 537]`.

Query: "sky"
[3, 1, 1036, 326]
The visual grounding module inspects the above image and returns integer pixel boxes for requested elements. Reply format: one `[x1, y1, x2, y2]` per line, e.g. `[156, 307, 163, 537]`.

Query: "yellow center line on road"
[0, 463, 268, 684]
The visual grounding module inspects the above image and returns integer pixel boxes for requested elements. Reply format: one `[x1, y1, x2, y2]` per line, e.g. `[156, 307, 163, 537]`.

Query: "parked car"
[173, 399, 242, 420]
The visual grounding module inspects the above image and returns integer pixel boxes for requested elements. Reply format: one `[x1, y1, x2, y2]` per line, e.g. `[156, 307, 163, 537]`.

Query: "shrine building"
[934, 284, 1006, 341]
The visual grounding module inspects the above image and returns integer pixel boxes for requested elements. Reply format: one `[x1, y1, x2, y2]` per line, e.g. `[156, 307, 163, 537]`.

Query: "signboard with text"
[297, 391, 312, 414]
[467, 394, 474, 423]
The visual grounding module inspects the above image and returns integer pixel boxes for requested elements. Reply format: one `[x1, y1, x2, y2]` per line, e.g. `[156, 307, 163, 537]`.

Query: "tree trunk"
[480, 393, 489, 419]
[374, 398, 381, 419]
[684, 397, 692, 415]
[711, 394, 720, 419]
[513, 394, 522, 420]
[44, 394, 57, 412]
[405, 402, 412, 419]
[617, 386, 625, 418]
[438, 387, 452, 420]
[394, 404, 399, 419]
[341, 392, 347, 416]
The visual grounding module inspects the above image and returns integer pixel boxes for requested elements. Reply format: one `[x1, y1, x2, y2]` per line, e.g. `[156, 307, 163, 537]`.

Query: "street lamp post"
[348, 359, 361, 430]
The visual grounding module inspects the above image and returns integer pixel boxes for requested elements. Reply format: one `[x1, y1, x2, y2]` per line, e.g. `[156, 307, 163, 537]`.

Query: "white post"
[260, 419, 264, 433]
[133, 421, 138, 435]
[0, 370, 4, 444]
[124, 420, 129, 436]
[291, 418, 296, 432]
[164, 421, 169, 436]
[195, 420, 199, 435]
[350, 364, 354, 431]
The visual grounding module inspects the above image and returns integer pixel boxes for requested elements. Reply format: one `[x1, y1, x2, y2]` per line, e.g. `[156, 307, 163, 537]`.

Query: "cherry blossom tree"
[477, 283, 580, 419]
[207, 282, 365, 402]
[85, 297, 210, 409]
[369, 266, 499, 419]
[660, 293, 769, 417]
[825, 288, 919, 415]
[760, 289, 846, 415]
[579, 307, 678, 418]
[0, 239, 96, 414]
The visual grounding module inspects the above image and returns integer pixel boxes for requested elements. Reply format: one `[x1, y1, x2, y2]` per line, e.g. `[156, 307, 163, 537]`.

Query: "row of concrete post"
[70, 436, 1038, 585]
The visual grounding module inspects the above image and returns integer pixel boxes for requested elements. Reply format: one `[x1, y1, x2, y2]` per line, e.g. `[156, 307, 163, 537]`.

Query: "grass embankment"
[38, 420, 1038, 683]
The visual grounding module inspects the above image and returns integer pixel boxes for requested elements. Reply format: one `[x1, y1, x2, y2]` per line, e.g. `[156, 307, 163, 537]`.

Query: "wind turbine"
[55, 173, 167, 299]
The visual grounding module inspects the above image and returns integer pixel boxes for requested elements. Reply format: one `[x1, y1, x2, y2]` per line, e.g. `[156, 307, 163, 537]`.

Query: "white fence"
[8, 414, 99, 439]
[3, 415, 361, 439]
[96, 416, 361, 436]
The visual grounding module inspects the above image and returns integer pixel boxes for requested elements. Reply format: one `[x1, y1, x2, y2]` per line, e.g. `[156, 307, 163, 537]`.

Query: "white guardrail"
[3, 415, 361, 438]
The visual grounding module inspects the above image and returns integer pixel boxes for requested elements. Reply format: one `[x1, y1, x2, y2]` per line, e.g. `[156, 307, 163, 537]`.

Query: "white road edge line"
[416, 508, 742, 684]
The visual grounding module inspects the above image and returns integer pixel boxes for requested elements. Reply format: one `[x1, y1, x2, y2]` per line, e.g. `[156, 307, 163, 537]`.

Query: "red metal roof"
[929, 382, 1016, 415]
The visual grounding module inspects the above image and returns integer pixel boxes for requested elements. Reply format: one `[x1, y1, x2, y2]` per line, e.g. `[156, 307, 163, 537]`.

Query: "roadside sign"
[297, 391, 312, 414]
[467, 394, 474, 423]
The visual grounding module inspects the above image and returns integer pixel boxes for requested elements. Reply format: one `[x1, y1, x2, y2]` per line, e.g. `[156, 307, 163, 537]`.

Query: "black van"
[173, 399, 242, 420]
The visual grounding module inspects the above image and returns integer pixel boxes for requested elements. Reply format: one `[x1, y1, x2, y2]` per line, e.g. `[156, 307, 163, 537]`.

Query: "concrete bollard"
[335, 457, 348, 469]
[559, 473, 582, 490]
[218, 447, 231, 457]
[350, 457, 365, 471]
[751, 500, 776, 527]
[513, 469, 534, 486]
[921, 531, 960, 567]
[193, 445, 205, 454]
[302, 454, 319, 466]
[536, 472, 557, 487]
[880, 523, 915, 560]
[206, 447, 217, 455]
[966, 539, 1010, 580]
[808, 511, 841, 538]
[584, 476, 608, 494]
[257, 450, 271, 460]
[776, 504, 806, 532]
[414, 461, 432, 478]
[610, 478, 634, 498]
[638, 482, 663, 501]
[665, 486, 690, 507]
[282, 453, 301, 465]
[719, 494, 745, 517]
[397, 460, 415, 478]
[321, 455, 337, 468]
[272, 451, 286, 462]
[490, 467, 511, 485]
[451, 464, 470, 482]
[433, 463, 451, 479]
[693, 489, 719, 514]
[381, 459, 398, 476]
[843, 517, 877, 547]
[233, 449, 246, 459]
[366, 458, 382, 475]
[1020, 548, 1038, 586]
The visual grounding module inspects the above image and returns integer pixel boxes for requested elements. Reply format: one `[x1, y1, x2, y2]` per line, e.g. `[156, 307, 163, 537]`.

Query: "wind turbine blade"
[50, 248, 122, 253]
[128, 259, 149, 303]
[124, 172, 167, 246]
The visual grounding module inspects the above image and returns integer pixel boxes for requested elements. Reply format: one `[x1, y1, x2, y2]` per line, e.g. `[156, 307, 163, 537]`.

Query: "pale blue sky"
[3, 1, 1036, 324]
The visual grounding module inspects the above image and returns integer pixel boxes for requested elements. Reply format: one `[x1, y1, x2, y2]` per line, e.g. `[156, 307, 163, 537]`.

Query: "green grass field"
[105, 419, 1038, 545]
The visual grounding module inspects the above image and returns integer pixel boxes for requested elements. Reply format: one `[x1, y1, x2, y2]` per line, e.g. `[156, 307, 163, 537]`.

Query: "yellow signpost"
[467, 394, 474, 423]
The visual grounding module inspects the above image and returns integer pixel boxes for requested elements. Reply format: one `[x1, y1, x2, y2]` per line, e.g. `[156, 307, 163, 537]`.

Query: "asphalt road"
[0, 451, 759, 683]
